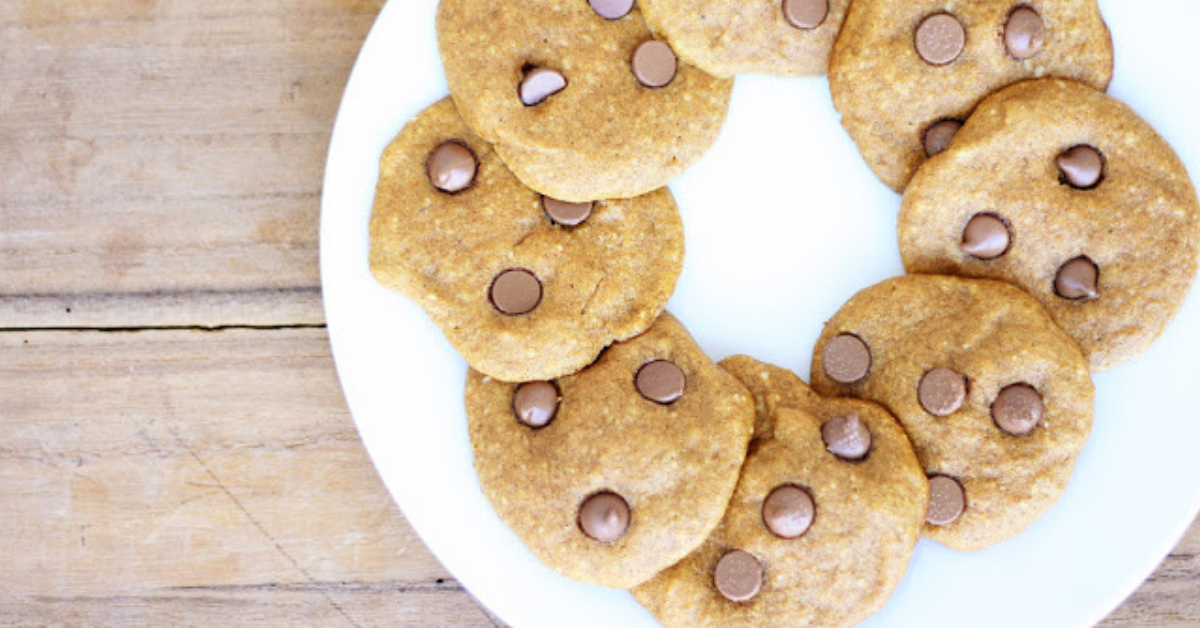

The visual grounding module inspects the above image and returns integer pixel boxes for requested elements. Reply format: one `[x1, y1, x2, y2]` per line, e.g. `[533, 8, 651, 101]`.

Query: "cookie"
[633, 356, 927, 627]
[635, 0, 851, 78]
[437, 0, 733, 201]
[465, 312, 755, 588]
[828, 0, 1112, 191]
[899, 79, 1200, 371]
[809, 275, 1094, 551]
[369, 97, 684, 382]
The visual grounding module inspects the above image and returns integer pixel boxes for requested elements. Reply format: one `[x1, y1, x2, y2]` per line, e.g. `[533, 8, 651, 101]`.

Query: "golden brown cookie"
[369, 98, 683, 382]
[636, 0, 851, 77]
[632, 356, 927, 627]
[899, 79, 1200, 371]
[466, 312, 755, 588]
[829, 0, 1112, 191]
[809, 275, 1094, 551]
[436, 0, 732, 201]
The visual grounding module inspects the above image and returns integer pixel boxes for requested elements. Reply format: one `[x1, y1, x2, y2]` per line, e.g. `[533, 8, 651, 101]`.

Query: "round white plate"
[320, 2, 1200, 626]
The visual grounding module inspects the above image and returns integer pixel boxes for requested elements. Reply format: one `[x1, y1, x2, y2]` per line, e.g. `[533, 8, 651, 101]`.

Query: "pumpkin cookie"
[369, 97, 683, 382]
[635, 0, 851, 77]
[465, 312, 755, 588]
[829, 0, 1112, 191]
[633, 356, 926, 627]
[810, 275, 1094, 551]
[437, 0, 732, 201]
[899, 79, 1200, 370]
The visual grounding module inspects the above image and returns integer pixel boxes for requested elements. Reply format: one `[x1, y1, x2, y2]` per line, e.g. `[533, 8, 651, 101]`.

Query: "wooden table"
[1, 1, 1195, 624]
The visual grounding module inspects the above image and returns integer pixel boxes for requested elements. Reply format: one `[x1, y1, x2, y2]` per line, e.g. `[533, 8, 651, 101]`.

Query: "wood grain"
[0, 0, 1195, 625]
[1104, 524, 1200, 626]
[0, 328, 493, 626]
[0, 0, 375, 314]
[4, 586, 495, 627]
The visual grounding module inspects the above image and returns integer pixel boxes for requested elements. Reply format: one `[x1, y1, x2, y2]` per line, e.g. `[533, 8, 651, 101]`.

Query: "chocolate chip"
[762, 485, 815, 539]
[512, 381, 559, 428]
[426, 141, 477, 194]
[489, 269, 543, 315]
[923, 119, 963, 157]
[635, 359, 685, 404]
[821, 413, 872, 461]
[992, 383, 1044, 435]
[1054, 256, 1099, 300]
[1004, 7, 1045, 60]
[632, 40, 677, 88]
[926, 475, 966, 525]
[542, 196, 594, 227]
[915, 13, 966, 66]
[822, 334, 871, 384]
[519, 67, 567, 106]
[960, 213, 1012, 260]
[1057, 145, 1105, 189]
[919, 367, 967, 417]
[578, 491, 631, 543]
[713, 550, 763, 602]
[588, 0, 633, 20]
[783, 0, 829, 29]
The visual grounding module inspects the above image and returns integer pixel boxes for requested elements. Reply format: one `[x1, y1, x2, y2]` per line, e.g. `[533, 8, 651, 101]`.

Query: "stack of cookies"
[367, 1, 1200, 625]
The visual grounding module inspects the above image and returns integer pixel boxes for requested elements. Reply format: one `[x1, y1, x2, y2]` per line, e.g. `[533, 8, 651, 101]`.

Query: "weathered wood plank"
[0, 325, 497, 625]
[0, 288, 324, 329]
[4, 585, 496, 627]
[1178, 523, 1200, 555]
[0, 0, 380, 304]
[1, 127, 327, 297]
[0, 328, 443, 595]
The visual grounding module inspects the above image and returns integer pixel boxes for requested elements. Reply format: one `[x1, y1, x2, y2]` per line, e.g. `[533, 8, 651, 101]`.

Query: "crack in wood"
[4, 446, 107, 490]
[166, 426, 361, 628]
[0, 287, 322, 302]
[168, 579, 467, 594]
[0, 323, 327, 333]
[0, 287, 325, 330]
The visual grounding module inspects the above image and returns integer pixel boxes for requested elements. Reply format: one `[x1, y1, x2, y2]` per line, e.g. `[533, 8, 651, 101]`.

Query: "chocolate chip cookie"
[810, 275, 1094, 551]
[899, 79, 1200, 371]
[633, 356, 927, 626]
[635, 0, 851, 77]
[829, 0, 1113, 191]
[369, 97, 683, 382]
[465, 312, 755, 588]
[437, 0, 733, 201]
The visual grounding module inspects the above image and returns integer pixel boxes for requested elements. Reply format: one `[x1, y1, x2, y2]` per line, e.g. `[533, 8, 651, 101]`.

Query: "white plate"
[320, 2, 1200, 626]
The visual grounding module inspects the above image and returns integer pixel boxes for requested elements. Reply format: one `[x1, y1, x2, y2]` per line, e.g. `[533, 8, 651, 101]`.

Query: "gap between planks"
[0, 288, 325, 329]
